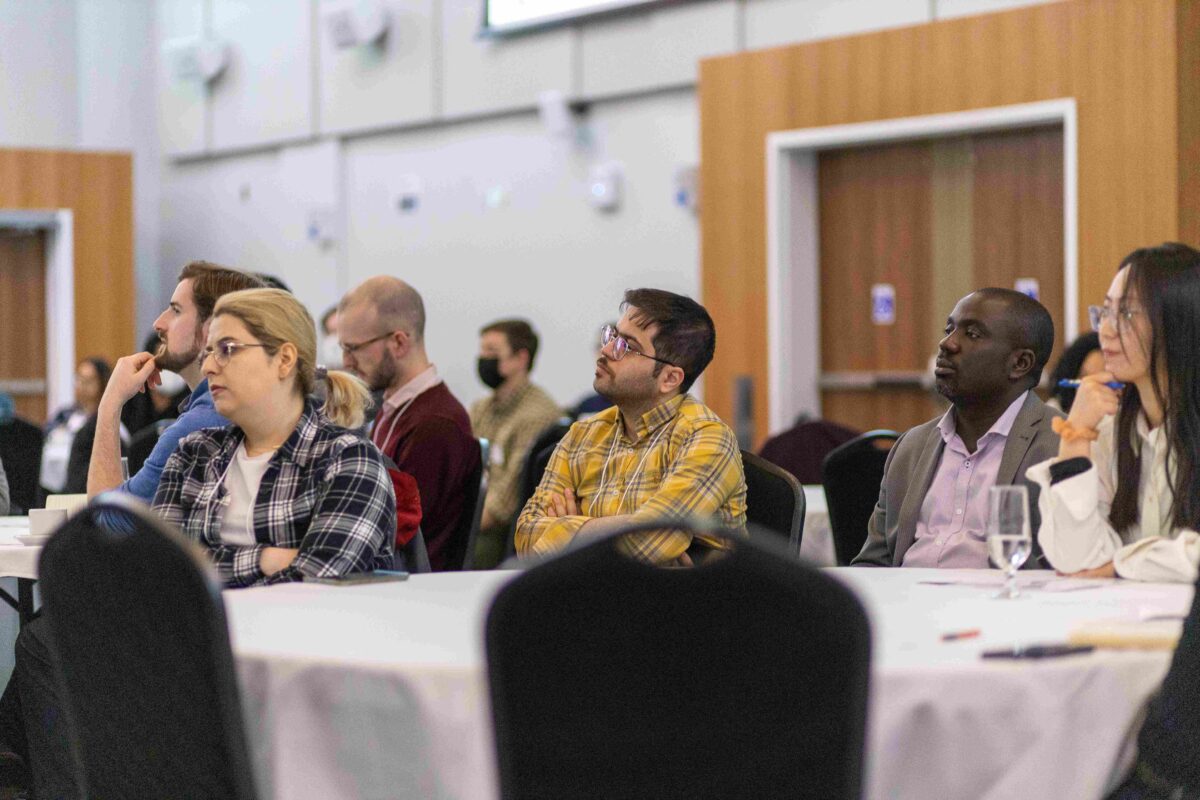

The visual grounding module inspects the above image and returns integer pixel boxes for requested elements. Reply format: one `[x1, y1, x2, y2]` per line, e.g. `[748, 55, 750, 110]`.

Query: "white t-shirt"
[219, 442, 276, 546]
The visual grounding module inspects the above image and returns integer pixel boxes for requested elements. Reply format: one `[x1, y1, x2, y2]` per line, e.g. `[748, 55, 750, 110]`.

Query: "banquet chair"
[741, 450, 805, 557]
[38, 493, 258, 800]
[505, 418, 574, 555]
[759, 418, 860, 484]
[446, 438, 491, 571]
[822, 429, 899, 565]
[486, 519, 871, 800]
[397, 525, 432, 573]
[0, 416, 43, 514]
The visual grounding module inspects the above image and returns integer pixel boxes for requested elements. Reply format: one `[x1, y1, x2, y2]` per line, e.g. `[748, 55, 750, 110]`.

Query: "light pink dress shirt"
[901, 391, 1028, 569]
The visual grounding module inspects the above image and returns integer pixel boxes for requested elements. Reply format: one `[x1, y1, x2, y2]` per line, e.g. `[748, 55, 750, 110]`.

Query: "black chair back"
[505, 419, 573, 558]
[742, 450, 805, 557]
[38, 493, 258, 800]
[487, 520, 871, 800]
[759, 419, 860, 484]
[397, 525, 432, 573]
[126, 418, 172, 477]
[822, 429, 900, 565]
[445, 438, 490, 571]
[0, 416, 42, 514]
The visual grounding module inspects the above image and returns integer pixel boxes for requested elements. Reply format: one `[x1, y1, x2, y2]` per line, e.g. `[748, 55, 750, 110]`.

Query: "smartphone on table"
[307, 570, 410, 586]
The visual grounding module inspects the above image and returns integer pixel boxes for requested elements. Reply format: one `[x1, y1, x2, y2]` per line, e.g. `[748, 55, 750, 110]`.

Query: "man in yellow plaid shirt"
[515, 288, 747, 565]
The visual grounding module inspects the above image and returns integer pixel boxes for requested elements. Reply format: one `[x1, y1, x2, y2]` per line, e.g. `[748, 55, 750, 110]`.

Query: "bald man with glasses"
[338, 276, 478, 571]
[515, 288, 747, 565]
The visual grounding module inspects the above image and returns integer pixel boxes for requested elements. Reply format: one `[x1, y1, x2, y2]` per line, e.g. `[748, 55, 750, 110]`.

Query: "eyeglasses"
[340, 331, 395, 356]
[1088, 304, 1143, 333]
[600, 325, 675, 367]
[201, 340, 270, 368]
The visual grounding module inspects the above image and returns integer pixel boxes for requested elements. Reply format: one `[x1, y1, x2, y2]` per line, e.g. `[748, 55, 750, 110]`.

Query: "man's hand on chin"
[104, 352, 161, 409]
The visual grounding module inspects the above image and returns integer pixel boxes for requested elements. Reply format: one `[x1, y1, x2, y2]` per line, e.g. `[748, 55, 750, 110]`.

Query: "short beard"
[368, 352, 398, 393]
[153, 339, 200, 374]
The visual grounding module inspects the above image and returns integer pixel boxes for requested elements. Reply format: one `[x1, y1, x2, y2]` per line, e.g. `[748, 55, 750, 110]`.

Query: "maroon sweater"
[371, 383, 479, 571]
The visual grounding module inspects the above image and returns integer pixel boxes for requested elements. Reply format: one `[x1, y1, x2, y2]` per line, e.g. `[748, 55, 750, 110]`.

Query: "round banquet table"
[220, 567, 1191, 800]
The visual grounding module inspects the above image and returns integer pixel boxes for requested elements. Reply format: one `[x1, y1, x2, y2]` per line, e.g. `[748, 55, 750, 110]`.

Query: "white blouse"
[218, 442, 275, 546]
[1026, 414, 1200, 583]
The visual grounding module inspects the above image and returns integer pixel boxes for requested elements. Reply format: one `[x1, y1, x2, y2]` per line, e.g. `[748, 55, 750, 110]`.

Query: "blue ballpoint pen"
[1056, 379, 1125, 390]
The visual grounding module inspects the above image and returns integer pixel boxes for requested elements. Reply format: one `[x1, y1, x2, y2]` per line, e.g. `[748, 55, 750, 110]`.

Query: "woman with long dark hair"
[1027, 242, 1200, 582]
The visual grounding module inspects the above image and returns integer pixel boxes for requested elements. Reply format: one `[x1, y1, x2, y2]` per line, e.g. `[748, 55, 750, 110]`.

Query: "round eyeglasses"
[201, 340, 270, 368]
[600, 325, 675, 367]
[1088, 304, 1143, 333]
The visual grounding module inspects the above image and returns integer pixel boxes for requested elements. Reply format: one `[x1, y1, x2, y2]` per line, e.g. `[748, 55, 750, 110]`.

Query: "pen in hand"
[1057, 379, 1125, 390]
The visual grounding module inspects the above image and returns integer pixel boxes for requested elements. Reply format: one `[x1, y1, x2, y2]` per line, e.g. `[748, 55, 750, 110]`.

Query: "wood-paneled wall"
[0, 149, 134, 371]
[699, 0, 1199, 439]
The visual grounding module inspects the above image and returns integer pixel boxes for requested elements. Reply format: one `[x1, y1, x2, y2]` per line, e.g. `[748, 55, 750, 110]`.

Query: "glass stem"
[1005, 566, 1017, 598]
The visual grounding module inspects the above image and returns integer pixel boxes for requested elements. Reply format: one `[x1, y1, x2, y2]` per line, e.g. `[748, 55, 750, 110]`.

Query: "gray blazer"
[852, 391, 1061, 568]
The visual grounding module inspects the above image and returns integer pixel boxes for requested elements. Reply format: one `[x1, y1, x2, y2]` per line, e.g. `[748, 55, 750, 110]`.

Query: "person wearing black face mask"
[469, 319, 562, 568]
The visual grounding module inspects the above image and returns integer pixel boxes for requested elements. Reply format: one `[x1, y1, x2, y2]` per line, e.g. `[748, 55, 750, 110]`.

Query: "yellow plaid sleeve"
[514, 424, 588, 556]
[620, 418, 746, 563]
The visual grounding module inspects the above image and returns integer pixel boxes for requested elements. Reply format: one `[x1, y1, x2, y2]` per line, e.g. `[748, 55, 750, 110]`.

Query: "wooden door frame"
[0, 210, 75, 415]
[765, 98, 1078, 434]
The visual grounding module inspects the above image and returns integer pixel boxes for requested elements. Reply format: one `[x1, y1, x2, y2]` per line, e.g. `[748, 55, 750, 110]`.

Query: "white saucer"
[14, 533, 51, 546]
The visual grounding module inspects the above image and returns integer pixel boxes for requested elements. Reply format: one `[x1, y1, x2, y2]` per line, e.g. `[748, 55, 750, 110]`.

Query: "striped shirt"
[515, 393, 746, 564]
[153, 399, 396, 587]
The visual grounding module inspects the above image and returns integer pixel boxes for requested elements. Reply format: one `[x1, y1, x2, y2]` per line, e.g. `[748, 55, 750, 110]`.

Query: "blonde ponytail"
[320, 368, 372, 430]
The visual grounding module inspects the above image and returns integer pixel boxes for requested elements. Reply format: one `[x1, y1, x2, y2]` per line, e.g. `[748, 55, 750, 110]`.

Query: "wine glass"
[988, 485, 1032, 599]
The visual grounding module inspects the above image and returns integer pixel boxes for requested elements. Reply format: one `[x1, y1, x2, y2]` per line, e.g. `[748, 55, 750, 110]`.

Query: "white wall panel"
[440, 0, 575, 118]
[209, 0, 314, 152]
[934, 0, 1061, 19]
[79, 0, 164, 336]
[744, 0, 930, 52]
[0, 0, 79, 148]
[317, 0, 437, 135]
[342, 90, 699, 409]
[579, 0, 737, 98]
[157, 0, 206, 157]
[159, 145, 342, 327]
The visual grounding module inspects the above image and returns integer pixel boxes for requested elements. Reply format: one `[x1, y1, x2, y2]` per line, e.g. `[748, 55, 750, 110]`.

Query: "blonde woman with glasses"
[1027, 242, 1200, 582]
[152, 288, 396, 586]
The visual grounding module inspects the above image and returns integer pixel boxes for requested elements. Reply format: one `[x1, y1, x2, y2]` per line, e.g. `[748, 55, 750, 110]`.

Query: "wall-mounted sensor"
[588, 163, 622, 212]
[674, 165, 698, 213]
[324, 1, 390, 50]
[164, 37, 230, 85]
[390, 175, 422, 214]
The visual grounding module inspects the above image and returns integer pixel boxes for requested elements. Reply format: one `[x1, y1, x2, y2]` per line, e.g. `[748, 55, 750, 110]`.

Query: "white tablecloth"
[799, 485, 833, 566]
[222, 568, 1191, 800]
[0, 517, 39, 580]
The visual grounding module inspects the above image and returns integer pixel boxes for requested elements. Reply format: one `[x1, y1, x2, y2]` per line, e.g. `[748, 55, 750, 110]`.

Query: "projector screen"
[483, 0, 668, 35]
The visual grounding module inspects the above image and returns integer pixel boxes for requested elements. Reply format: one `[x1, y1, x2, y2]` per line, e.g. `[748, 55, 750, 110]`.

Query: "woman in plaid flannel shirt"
[152, 288, 397, 586]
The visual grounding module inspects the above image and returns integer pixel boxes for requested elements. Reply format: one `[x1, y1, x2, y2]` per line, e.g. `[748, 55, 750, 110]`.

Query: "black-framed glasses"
[340, 331, 395, 356]
[600, 324, 675, 367]
[1088, 304, 1143, 333]
[201, 340, 270, 368]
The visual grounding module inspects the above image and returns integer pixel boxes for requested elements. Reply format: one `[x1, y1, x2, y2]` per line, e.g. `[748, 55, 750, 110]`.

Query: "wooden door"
[816, 125, 1064, 434]
[0, 230, 47, 422]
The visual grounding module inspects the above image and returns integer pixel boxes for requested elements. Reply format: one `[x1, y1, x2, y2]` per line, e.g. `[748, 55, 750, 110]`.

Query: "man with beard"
[514, 288, 746, 565]
[338, 276, 478, 571]
[86, 261, 264, 502]
[853, 288, 1061, 568]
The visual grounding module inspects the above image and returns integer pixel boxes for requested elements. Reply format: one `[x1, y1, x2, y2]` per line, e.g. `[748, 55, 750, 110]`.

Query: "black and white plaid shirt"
[153, 399, 396, 587]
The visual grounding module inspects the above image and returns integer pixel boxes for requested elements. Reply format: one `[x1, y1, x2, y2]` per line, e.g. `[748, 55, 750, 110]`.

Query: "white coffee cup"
[29, 508, 68, 538]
